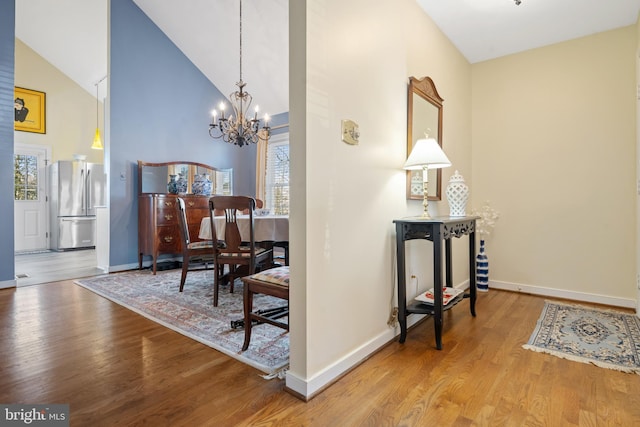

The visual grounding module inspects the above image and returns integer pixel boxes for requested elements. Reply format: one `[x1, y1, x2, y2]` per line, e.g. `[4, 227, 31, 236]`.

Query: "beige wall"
[472, 26, 637, 305]
[636, 16, 640, 315]
[290, 5, 637, 397]
[15, 39, 103, 164]
[288, 0, 473, 396]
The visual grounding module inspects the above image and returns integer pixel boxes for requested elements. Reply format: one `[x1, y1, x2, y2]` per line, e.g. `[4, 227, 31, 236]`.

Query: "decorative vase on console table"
[445, 170, 469, 217]
[167, 174, 178, 194]
[476, 240, 489, 292]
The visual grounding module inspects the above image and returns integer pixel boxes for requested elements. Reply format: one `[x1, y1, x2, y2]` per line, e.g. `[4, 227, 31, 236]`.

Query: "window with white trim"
[265, 134, 289, 215]
[14, 153, 39, 201]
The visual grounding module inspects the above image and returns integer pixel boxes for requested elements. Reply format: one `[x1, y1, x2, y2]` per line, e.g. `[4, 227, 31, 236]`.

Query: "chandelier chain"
[239, 0, 243, 83]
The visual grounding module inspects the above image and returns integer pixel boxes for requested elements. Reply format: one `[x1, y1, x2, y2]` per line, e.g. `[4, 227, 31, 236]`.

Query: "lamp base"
[421, 165, 431, 219]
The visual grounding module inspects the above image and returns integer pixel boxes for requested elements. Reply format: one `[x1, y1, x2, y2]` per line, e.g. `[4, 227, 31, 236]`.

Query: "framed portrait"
[14, 87, 46, 134]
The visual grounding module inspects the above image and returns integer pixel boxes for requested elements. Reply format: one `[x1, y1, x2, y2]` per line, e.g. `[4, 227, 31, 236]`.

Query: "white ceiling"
[14, 0, 640, 114]
[15, 0, 108, 97]
[417, 0, 640, 64]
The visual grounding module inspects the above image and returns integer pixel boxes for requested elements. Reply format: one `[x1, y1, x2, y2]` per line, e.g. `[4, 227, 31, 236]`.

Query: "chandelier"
[209, 0, 270, 147]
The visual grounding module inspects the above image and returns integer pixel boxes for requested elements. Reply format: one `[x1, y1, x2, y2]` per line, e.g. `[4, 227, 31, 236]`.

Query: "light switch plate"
[341, 120, 359, 145]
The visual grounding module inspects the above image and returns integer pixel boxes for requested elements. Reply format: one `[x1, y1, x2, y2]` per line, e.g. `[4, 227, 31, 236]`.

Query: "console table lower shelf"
[407, 293, 467, 316]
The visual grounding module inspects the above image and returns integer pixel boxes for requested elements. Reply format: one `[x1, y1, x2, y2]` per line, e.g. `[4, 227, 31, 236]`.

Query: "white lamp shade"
[403, 138, 451, 170]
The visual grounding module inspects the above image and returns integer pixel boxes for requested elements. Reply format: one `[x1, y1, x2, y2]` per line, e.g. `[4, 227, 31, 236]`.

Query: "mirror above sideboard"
[406, 76, 444, 201]
[137, 160, 233, 195]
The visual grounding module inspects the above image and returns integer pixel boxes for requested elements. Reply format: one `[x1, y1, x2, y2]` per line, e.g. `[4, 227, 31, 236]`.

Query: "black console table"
[393, 216, 479, 349]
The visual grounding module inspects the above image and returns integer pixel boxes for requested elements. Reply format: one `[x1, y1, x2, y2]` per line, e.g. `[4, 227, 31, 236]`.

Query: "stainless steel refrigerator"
[49, 160, 106, 250]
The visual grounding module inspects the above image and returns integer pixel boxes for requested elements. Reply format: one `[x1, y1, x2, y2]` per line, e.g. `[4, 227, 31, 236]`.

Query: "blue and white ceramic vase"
[175, 173, 188, 194]
[192, 173, 212, 196]
[476, 239, 489, 292]
[167, 174, 178, 194]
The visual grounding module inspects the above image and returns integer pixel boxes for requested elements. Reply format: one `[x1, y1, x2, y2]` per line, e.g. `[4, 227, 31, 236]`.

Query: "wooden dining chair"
[240, 266, 289, 351]
[208, 196, 273, 307]
[176, 197, 218, 292]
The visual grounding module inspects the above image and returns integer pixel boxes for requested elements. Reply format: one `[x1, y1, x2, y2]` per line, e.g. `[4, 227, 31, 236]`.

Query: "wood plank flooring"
[1, 281, 639, 426]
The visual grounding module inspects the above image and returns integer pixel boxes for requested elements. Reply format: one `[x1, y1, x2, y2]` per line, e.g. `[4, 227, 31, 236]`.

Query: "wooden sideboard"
[138, 194, 210, 274]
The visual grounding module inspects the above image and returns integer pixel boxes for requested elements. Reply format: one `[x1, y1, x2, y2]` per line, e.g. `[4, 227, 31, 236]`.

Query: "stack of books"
[414, 287, 464, 306]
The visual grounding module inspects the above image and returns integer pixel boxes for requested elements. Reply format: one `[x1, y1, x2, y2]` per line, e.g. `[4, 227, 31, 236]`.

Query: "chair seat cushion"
[221, 246, 269, 258]
[248, 266, 289, 287]
[187, 240, 226, 250]
[187, 240, 213, 250]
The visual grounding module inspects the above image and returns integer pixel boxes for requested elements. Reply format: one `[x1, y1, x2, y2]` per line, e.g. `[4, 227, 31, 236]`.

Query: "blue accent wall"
[269, 113, 290, 137]
[0, 0, 15, 284]
[109, 0, 287, 269]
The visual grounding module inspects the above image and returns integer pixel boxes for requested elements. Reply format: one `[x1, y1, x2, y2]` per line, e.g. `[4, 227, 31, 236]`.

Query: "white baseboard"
[108, 262, 141, 273]
[109, 257, 185, 274]
[0, 279, 17, 289]
[285, 328, 397, 398]
[285, 312, 427, 399]
[489, 280, 637, 309]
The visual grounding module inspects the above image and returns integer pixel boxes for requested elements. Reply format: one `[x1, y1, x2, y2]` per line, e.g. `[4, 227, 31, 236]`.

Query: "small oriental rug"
[75, 269, 288, 375]
[523, 301, 640, 374]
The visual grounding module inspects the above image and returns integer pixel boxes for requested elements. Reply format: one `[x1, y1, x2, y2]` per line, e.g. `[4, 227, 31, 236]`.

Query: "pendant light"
[91, 81, 103, 150]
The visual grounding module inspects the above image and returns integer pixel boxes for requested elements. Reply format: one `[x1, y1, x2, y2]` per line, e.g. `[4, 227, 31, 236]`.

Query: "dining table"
[198, 214, 289, 243]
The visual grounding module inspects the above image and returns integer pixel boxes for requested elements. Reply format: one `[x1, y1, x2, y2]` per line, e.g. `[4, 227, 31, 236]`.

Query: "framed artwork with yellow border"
[14, 87, 46, 134]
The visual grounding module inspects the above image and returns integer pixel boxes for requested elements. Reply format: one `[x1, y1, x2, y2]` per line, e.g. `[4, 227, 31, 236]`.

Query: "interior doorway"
[14, 143, 50, 253]
[13, 144, 104, 286]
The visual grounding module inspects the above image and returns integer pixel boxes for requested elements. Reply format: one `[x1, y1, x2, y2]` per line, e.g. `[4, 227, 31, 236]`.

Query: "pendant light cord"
[94, 75, 106, 126]
[95, 83, 99, 126]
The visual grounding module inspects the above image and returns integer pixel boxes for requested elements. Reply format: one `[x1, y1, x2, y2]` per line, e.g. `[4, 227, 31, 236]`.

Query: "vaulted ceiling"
[417, 0, 640, 64]
[15, 0, 640, 116]
[132, 0, 288, 115]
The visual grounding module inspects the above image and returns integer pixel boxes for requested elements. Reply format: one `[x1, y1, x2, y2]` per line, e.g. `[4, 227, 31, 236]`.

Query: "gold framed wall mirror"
[406, 76, 444, 200]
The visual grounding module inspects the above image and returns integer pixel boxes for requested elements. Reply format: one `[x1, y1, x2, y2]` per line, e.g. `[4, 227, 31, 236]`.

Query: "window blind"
[266, 140, 289, 215]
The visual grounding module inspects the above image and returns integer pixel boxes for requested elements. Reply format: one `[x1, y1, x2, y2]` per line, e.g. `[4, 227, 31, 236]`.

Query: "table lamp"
[403, 138, 451, 218]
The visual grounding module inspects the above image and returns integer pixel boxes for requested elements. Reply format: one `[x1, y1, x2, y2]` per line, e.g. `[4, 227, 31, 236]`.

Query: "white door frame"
[14, 143, 51, 253]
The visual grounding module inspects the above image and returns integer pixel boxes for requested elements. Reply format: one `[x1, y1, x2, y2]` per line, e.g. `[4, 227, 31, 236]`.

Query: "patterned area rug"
[523, 301, 640, 374]
[75, 269, 288, 375]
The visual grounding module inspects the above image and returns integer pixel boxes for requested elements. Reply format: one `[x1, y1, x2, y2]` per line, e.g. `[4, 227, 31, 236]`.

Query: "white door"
[14, 144, 50, 252]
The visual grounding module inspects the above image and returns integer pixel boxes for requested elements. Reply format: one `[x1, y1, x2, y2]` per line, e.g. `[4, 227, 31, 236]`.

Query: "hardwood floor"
[1, 281, 639, 426]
